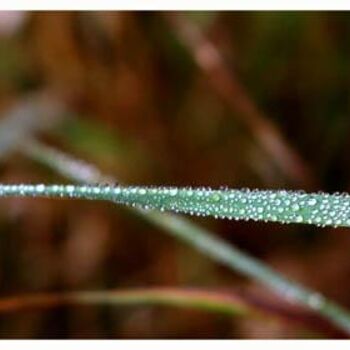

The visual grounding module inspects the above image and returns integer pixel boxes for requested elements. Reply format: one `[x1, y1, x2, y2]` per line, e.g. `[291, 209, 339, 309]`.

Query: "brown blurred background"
[0, 11, 350, 338]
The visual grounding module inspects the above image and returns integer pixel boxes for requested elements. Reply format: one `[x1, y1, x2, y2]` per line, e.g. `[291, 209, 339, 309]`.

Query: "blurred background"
[0, 11, 349, 338]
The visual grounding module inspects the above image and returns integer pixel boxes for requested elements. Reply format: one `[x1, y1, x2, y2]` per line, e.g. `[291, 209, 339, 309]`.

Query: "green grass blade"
[0, 183, 347, 229]
[0, 288, 250, 316]
[19, 140, 350, 335]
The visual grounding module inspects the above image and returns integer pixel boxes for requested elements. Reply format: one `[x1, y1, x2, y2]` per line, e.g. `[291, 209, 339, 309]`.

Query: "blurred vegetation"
[0, 11, 350, 338]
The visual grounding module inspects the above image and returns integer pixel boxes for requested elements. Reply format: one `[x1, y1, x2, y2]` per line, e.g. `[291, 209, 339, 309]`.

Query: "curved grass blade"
[0, 288, 342, 337]
[0, 288, 248, 315]
[0, 93, 64, 159]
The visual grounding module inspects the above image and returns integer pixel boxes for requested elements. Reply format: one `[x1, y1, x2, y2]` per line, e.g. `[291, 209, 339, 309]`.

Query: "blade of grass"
[1, 183, 348, 228]
[0, 93, 64, 159]
[0, 288, 248, 315]
[0, 287, 342, 337]
[18, 139, 350, 335]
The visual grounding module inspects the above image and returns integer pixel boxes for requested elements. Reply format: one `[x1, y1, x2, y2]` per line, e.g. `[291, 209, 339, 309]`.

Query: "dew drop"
[325, 219, 333, 226]
[169, 188, 178, 196]
[308, 198, 317, 206]
[36, 184, 45, 193]
[291, 204, 300, 211]
[295, 215, 303, 223]
[211, 193, 221, 202]
[66, 185, 74, 193]
[93, 187, 101, 194]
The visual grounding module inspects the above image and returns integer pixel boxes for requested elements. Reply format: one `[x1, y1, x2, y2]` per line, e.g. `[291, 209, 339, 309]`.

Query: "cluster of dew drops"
[1, 184, 350, 228]
[123, 186, 350, 228]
